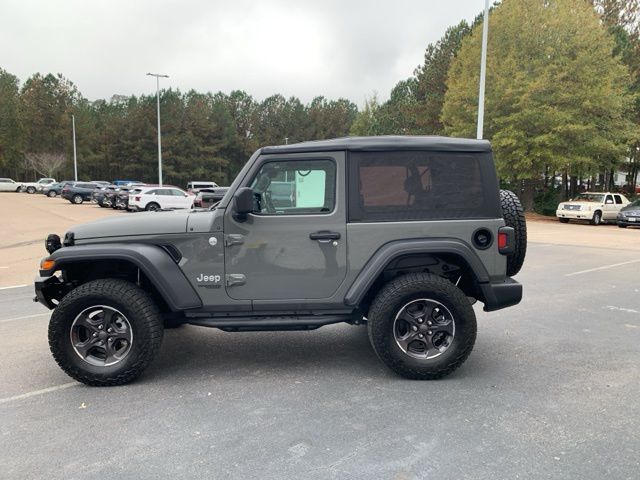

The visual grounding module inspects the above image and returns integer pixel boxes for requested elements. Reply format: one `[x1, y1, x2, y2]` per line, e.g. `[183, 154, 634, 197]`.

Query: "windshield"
[629, 199, 640, 207]
[573, 194, 604, 203]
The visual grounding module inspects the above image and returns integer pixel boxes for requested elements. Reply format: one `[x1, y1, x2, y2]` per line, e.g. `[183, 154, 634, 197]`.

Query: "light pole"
[146, 72, 169, 186]
[72, 114, 78, 181]
[477, 0, 490, 140]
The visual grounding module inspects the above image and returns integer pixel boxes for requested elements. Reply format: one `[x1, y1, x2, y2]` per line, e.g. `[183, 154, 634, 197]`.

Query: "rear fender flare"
[344, 238, 491, 307]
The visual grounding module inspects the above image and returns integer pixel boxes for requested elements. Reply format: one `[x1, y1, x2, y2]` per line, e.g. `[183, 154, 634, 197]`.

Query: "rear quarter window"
[348, 151, 499, 222]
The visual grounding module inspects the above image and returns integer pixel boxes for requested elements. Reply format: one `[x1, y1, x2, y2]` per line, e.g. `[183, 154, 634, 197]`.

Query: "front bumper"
[556, 209, 592, 220]
[34, 275, 66, 309]
[479, 278, 522, 312]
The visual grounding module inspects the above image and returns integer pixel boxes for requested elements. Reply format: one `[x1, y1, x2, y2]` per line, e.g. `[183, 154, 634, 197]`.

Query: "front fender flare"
[42, 243, 202, 311]
[343, 238, 491, 307]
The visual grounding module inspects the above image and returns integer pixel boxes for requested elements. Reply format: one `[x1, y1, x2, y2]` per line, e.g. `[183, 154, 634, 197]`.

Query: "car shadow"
[146, 323, 491, 382]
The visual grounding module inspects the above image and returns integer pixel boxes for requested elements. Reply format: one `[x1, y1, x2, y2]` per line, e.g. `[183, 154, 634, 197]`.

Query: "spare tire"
[500, 190, 527, 276]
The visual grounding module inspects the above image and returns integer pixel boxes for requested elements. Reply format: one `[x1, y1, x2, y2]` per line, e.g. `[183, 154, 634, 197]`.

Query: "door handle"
[309, 231, 341, 243]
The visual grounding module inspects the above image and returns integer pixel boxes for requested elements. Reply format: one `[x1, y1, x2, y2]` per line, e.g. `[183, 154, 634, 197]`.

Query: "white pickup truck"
[22, 178, 56, 194]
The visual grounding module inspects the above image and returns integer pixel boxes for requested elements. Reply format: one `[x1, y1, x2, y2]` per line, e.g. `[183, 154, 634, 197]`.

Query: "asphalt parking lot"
[1, 195, 639, 479]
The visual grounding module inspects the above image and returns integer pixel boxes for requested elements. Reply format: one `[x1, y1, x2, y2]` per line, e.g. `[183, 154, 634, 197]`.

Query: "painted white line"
[565, 259, 640, 277]
[0, 382, 78, 405]
[0, 266, 8, 269]
[0, 284, 28, 290]
[606, 306, 640, 315]
[0, 312, 50, 324]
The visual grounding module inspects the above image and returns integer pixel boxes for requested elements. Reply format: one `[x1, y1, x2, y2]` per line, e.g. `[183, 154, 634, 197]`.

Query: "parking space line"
[0, 284, 28, 290]
[0, 382, 78, 405]
[565, 259, 640, 277]
[0, 312, 50, 324]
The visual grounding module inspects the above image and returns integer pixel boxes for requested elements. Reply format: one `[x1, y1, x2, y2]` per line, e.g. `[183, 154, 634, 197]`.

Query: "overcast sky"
[2, 0, 482, 106]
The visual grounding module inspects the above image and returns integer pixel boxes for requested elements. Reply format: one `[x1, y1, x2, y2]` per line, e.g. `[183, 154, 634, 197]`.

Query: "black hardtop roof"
[260, 135, 491, 155]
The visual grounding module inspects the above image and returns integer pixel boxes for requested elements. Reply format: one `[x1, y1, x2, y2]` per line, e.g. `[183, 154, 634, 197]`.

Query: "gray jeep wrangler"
[35, 136, 525, 386]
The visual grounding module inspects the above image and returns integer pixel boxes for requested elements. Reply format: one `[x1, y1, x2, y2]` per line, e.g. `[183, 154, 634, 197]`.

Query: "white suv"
[556, 192, 630, 225]
[0, 178, 24, 192]
[22, 177, 56, 194]
[128, 186, 195, 212]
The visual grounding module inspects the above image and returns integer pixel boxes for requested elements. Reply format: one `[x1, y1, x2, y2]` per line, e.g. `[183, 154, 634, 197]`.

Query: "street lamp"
[477, 0, 490, 140]
[71, 114, 78, 181]
[146, 72, 169, 186]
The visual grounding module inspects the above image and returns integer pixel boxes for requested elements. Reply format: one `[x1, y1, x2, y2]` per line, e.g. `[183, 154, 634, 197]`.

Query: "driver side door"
[223, 152, 347, 303]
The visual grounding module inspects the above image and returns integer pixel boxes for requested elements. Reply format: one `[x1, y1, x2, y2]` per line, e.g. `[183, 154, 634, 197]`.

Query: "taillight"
[498, 226, 515, 254]
[134, 196, 140, 201]
[498, 232, 508, 249]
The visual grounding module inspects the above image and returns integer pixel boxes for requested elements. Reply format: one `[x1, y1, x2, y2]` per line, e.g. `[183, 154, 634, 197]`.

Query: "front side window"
[250, 159, 336, 215]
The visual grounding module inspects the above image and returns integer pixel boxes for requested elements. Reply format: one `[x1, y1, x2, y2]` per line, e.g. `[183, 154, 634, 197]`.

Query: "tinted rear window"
[348, 151, 498, 222]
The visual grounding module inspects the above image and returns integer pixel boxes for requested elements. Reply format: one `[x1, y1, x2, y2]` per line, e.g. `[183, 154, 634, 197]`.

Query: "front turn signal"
[40, 258, 56, 271]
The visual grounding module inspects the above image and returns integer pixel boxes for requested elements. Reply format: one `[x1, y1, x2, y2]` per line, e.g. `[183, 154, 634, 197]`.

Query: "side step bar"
[186, 315, 353, 332]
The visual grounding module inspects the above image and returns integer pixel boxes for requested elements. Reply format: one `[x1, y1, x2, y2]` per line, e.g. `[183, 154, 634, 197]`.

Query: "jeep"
[35, 136, 526, 386]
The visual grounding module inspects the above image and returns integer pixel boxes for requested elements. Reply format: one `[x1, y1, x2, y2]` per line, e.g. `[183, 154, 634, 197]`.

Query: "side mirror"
[233, 187, 254, 221]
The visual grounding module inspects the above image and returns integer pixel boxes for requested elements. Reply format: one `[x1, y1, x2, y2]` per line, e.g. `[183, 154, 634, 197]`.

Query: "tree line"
[0, 75, 357, 186]
[0, 0, 638, 210]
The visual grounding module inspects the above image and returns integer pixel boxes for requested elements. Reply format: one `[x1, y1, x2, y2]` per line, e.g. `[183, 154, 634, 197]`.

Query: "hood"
[620, 203, 640, 212]
[69, 210, 191, 240]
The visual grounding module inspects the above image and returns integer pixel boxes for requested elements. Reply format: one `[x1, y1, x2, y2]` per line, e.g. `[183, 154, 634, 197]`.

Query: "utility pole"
[477, 0, 490, 140]
[72, 114, 78, 181]
[146, 72, 169, 186]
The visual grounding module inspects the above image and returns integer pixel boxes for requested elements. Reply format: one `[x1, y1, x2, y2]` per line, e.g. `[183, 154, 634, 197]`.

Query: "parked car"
[186, 181, 218, 194]
[61, 182, 100, 204]
[0, 178, 25, 192]
[93, 185, 118, 207]
[193, 187, 229, 208]
[22, 177, 56, 194]
[128, 186, 195, 211]
[91, 181, 110, 187]
[115, 185, 145, 210]
[556, 192, 630, 225]
[112, 179, 142, 186]
[42, 181, 74, 197]
[617, 199, 640, 228]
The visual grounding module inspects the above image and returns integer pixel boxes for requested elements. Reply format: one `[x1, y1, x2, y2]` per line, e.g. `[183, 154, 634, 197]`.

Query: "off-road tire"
[47, 190, 57, 197]
[146, 202, 160, 212]
[72, 194, 83, 204]
[500, 189, 527, 276]
[48, 279, 164, 386]
[367, 273, 476, 380]
[26, 186, 36, 194]
[590, 211, 602, 225]
[558, 218, 569, 223]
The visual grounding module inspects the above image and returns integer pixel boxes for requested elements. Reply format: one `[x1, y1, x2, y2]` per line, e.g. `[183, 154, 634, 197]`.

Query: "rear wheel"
[367, 273, 476, 380]
[590, 211, 602, 225]
[499, 190, 527, 276]
[146, 202, 160, 212]
[72, 194, 83, 204]
[48, 279, 164, 386]
[558, 217, 569, 223]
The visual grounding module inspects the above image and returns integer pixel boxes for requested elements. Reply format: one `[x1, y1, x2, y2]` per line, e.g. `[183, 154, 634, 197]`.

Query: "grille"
[563, 205, 581, 211]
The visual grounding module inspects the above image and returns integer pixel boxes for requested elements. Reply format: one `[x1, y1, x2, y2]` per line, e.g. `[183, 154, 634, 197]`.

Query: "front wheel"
[367, 273, 476, 380]
[558, 217, 569, 223]
[48, 279, 164, 386]
[618, 223, 627, 228]
[26, 186, 36, 194]
[47, 190, 57, 197]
